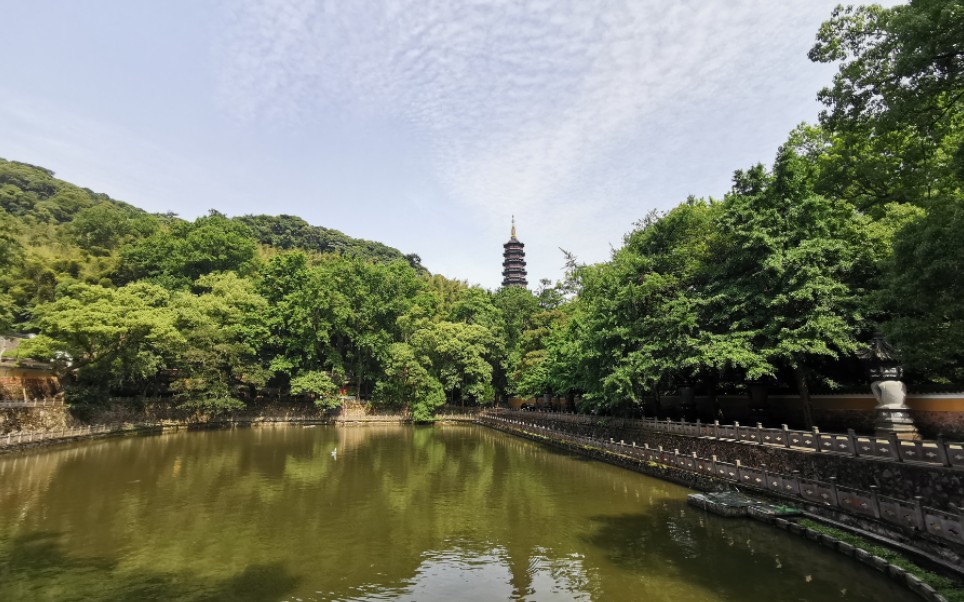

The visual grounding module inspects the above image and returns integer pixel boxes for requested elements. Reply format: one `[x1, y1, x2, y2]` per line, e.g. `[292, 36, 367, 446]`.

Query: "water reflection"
[0, 425, 915, 601]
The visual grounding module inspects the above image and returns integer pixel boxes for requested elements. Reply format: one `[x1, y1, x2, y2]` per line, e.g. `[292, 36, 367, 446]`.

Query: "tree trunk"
[794, 363, 814, 429]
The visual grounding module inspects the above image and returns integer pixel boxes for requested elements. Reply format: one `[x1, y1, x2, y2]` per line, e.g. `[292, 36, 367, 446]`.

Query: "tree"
[118, 211, 257, 287]
[706, 148, 875, 426]
[808, 0, 964, 389]
[290, 371, 340, 408]
[411, 321, 496, 405]
[878, 196, 964, 382]
[68, 203, 156, 254]
[373, 342, 445, 421]
[17, 282, 182, 395]
[0, 213, 21, 269]
[809, 0, 964, 208]
[169, 272, 269, 411]
[325, 257, 423, 399]
[258, 252, 344, 394]
[492, 287, 539, 385]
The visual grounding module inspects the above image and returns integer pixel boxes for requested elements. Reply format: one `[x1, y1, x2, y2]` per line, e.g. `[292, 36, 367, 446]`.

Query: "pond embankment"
[479, 410, 964, 581]
[0, 398, 478, 453]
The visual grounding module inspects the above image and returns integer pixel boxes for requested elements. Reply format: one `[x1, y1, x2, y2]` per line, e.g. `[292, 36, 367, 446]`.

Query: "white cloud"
[214, 0, 861, 286]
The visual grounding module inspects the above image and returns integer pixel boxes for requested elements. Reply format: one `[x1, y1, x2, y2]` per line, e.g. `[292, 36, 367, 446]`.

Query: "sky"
[1, 0, 897, 290]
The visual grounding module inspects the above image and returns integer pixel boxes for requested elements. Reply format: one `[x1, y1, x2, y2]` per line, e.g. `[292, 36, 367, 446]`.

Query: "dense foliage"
[511, 0, 963, 423]
[1, 157, 546, 419]
[3, 1, 961, 422]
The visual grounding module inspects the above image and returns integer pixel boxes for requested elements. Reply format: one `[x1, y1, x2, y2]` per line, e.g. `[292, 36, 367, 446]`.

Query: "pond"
[0, 424, 915, 601]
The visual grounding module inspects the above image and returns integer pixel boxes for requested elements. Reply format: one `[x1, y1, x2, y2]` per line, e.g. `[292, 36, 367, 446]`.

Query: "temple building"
[501, 216, 528, 288]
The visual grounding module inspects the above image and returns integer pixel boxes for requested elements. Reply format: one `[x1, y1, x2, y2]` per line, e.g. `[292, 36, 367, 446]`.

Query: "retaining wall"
[507, 411, 963, 512]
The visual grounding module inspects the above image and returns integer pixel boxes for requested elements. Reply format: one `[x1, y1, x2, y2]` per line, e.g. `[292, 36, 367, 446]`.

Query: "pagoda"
[501, 216, 528, 288]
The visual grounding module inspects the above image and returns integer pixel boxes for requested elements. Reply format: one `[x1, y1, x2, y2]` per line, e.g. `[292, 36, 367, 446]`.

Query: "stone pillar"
[871, 379, 918, 440]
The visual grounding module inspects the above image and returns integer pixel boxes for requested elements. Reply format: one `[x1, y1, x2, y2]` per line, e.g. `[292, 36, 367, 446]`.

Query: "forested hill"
[2, 155, 538, 422]
[0, 156, 421, 325]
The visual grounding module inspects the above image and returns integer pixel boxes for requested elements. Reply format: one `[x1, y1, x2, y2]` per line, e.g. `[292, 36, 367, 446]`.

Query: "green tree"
[707, 148, 874, 426]
[878, 196, 964, 382]
[17, 282, 182, 394]
[169, 273, 269, 411]
[411, 321, 496, 405]
[373, 342, 445, 421]
[0, 213, 21, 269]
[118, 211, 257, 287]
[259, 252, 345, 393]
[290, 371, 340, 408]
[809, 0, 964, 208]
[68, 202, 156, 254]
[325, 257, 423, 399]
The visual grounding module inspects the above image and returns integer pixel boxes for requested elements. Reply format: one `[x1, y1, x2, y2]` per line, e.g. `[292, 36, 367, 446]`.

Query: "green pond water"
[0, 424, 915, 601]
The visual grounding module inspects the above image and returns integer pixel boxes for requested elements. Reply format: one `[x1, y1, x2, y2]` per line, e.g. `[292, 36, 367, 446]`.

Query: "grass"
[799, 519, 964, 602]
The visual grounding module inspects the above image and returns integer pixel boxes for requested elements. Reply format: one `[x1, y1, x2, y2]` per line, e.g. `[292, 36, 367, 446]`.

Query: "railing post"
[888, 432, 902, 462]
[760, 463, 768, 488]
[782, 424, 791, 448]
[847, 428, 858, 457]
[756, 422, 764, 445]
[713, 420, 720, 439]
[935, 435, 951, 467]
[813, 426, 823, 452]
[791, 470, 801, 496]
[913, 496, 926, 530]
[869, 485, 882, 519]
[828, 476, 839, 507]
[711, 454, 718, 475]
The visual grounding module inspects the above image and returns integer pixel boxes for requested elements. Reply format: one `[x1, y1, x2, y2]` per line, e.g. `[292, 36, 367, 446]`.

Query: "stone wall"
[0, 374, 61, 402]
[483, 415, 964, 573]
[630, 392, 964, 438]
[509, 412, 963, 512]
[0, 404, 77, 434]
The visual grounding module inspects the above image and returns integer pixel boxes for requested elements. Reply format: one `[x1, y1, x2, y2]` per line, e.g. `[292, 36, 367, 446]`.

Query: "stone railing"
[0, 421, 175, 448]
[0, 398, 64, 408]
[500, 410, 964, 470]
[483, 413, 964, 549]
[0, 411, 480, 449]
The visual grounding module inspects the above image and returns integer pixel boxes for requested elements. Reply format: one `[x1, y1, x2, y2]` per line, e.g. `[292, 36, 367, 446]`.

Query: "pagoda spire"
[511, 215, 517, 239]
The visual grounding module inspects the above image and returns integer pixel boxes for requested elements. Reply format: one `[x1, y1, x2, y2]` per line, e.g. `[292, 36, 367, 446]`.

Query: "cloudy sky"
[2, 1, 894, 289]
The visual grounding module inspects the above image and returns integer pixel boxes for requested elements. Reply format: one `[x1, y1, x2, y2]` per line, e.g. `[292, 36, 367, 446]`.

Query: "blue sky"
[2, 1, 895, 289]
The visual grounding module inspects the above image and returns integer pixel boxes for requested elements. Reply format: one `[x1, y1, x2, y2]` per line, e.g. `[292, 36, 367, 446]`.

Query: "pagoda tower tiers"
[502, 216, 528, 288]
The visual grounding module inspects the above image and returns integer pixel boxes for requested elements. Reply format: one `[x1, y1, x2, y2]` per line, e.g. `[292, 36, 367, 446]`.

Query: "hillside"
[0, 157, 422, 330]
